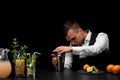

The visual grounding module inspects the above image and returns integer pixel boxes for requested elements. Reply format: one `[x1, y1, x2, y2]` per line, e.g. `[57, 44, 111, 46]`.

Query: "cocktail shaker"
[56, 53, 65, 72]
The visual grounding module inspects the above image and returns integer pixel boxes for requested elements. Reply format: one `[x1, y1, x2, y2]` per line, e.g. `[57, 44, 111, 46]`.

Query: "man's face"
[65, 29, 84, 46]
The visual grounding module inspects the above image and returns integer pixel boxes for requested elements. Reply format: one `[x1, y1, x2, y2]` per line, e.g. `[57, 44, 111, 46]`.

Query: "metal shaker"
[56, 53, 65, 72]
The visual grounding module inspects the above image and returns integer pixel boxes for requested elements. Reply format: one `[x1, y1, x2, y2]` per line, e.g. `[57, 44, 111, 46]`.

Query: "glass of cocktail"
[15, 59, 25, 77]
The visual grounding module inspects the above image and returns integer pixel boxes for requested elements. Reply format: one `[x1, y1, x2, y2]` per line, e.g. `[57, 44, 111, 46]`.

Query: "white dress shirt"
[64, 30, 109, 69]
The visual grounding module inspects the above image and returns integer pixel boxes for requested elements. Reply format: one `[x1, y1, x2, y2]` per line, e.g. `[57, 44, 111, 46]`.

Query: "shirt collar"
[84, 30, 92, 44]
[70, 30, 92, 46]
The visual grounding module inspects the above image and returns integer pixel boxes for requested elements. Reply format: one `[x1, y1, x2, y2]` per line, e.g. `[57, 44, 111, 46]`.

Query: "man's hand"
[52, 46, 72, 54]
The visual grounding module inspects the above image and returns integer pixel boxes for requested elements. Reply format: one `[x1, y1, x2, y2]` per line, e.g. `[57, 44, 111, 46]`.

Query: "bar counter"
[0, 69, 120, 80]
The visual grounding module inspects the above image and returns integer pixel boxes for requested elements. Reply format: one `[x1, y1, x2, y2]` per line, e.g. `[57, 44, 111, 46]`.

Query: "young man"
[51, 20, 109, 71]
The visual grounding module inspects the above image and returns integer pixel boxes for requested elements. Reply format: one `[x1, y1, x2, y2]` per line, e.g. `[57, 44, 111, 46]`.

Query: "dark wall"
[1, 6, 119, 72]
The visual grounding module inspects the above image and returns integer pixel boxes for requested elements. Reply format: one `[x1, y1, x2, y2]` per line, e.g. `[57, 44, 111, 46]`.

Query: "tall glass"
[27, 54, 36, 80]
[15, 59, 25, 77]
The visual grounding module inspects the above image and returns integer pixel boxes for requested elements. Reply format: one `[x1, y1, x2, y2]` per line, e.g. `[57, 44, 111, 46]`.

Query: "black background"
[0, 2, 119, 72]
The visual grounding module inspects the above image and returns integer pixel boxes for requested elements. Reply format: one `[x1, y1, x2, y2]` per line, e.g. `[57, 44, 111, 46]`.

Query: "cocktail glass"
[15, 59, 25, 77]
[27, 54, 36, 80]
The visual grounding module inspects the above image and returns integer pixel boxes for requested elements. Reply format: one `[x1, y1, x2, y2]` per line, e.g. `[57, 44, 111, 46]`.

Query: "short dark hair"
[63, 20, 81, 37]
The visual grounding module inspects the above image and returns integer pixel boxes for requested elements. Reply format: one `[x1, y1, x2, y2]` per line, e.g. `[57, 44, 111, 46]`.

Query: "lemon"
[87, 66, 93, 72]
[16, 59, 22, 66]
[21, 59, 25, 63]
[32, 59, 36, 65]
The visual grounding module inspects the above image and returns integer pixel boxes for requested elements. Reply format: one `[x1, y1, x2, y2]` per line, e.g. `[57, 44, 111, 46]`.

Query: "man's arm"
[72, 32, 109, 58]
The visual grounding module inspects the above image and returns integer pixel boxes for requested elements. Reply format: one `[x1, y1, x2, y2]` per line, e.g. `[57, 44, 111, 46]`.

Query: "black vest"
[72, 33, 109, 71]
